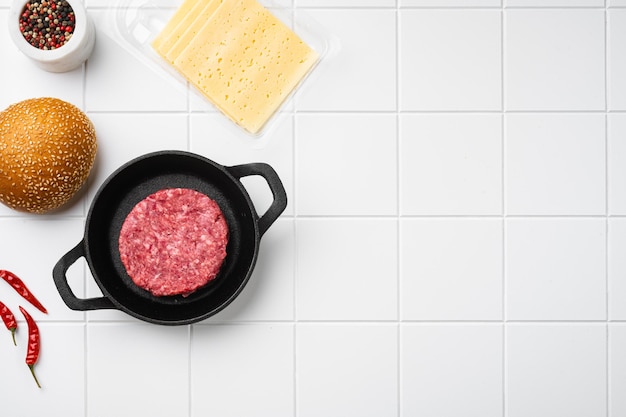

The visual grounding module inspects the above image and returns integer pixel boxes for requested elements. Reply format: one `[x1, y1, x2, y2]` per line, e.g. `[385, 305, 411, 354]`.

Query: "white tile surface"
[296, 324, 398, 417]
[0, 1, 624, 415]
[609, 114, 626, 214]
[401, 218, 503, 320]
[610, 324, 626, 417]
[191, 324, 294, 416]
[296, 219, 397, 321]
[609, 218, 626, 320]
[505, 9, 605, 110]
[506, 0, 604, 6]
[294, 9, 396, 111]
[298, 0, 395, 6]
[400, 10, 501, 111]
[505, 113, 605, 215]
[506, 324, 607, 417]
[85, 11, 187, 112]
[401, 114, 502, 215]
[402, 0, 501, 6]
[609, 9, 626, 110]
[401, 324, 503, 417]
[506, 218, 606, 320]
[296, 113, 397, 216]
[87, 323, 189, 417]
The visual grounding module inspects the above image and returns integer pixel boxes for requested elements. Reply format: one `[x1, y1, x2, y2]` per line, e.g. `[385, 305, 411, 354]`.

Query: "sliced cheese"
[151, 0, 200, 53]
[173, 0, 319, 133]
[164, 0, 225, 63]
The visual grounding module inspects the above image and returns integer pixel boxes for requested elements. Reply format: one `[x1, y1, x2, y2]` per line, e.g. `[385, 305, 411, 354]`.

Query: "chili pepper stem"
[10, 327, 16, 346]
[28, 365, 41, 389]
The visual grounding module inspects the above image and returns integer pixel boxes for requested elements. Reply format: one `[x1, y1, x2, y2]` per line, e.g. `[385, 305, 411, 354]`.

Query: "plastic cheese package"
[107, 0, 330, 138]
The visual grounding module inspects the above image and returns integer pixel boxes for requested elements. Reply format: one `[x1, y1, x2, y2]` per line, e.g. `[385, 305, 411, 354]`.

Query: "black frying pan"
[53, 150, 287, 325]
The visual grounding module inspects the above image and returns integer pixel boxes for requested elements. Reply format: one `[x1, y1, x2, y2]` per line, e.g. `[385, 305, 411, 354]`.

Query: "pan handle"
[52, 240, 116, 311]
[227, 162, 287, 237]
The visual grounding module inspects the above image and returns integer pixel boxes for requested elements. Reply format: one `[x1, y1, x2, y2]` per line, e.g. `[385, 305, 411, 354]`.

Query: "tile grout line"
[292, 2, 299, 413]
[395, 2, 402, 417]
[188, 324, 193, 417]
[501, 3, 508, 417]
[605, 2, 611, 416]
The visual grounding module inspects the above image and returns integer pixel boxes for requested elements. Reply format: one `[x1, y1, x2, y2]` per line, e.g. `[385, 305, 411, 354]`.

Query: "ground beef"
[118, 188, 229, 296]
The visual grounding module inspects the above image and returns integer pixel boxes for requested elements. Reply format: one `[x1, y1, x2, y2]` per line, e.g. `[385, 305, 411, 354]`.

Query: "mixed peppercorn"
[18, 0, 76, 50]
[0, 270, 45, 388]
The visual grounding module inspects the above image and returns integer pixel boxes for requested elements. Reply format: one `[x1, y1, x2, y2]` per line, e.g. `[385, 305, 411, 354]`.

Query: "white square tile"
[296, 113, 397, 216]
[209, 218, 294, 321]
[609, 114, 626, 214]
[609, 10, 626, 110]
[401, 219, 503, 320]
[506, 114, 605, 215]
[608, 218, 626, 320]
[400, 114, 502, 215]
[402, 0, 501, 5]
[0, 11, 85, 110]
[506, 218, 606, 320]
[296, 219, 397, 321]
[609, 0, 626, 6]
[507, 324, 607, 417]
[191, 324, 294, 416]
[506, 0, 604, 5]
[295, 9, 396, 111]
[85, 11, 187, 112]
[505, 10, 605, 110]
[298, 0, 395, 6]
[190, 113, 295, 216]
[0, 323, 85, 415]
[610, 324, 626, 417]
[265, 0, 293, 6]
[0, 218, 86, 321]
[400, 10, 501, 111]
[87, 323, 189, 417]
[401, 324, 503, 417]
[296, 324, 397, 417]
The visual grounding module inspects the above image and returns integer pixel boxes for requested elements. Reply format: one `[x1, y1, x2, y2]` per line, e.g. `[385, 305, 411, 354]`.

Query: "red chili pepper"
[0, 301, 17, 345]
[19, 306, 41, 389]
[0, 270, 47, 314]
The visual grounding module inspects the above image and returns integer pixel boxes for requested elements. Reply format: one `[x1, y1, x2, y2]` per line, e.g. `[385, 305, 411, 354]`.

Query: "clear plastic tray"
[106, 0, 330, 139]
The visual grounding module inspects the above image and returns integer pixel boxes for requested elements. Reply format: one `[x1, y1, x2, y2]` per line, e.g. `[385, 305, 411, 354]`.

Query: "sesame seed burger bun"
[0, 97, 97, 214]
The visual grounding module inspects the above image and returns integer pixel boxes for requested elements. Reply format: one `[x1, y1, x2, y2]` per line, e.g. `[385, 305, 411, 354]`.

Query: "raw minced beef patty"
[118, 188, 229, 297]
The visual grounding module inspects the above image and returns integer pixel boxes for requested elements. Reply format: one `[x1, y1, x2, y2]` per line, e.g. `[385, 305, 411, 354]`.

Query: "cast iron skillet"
[53, 150, 287, 325]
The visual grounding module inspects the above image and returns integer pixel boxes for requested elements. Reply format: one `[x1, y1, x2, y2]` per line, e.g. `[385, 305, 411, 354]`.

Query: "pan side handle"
[53, 240, 115, 311]
[228, 163, 288, 237]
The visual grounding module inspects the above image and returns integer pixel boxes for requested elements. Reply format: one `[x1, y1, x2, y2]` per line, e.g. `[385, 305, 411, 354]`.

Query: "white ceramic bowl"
[8, 0, 95, 73]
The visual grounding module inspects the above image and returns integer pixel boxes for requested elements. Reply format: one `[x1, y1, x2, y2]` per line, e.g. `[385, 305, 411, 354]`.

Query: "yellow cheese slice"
[164, 0, 225, 63]
[151, 0, 200, 53]
[173, 0, 319, 133]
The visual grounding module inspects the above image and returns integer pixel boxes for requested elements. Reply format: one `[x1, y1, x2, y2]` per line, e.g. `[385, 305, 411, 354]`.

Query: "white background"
[0, 0, 625, 416]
